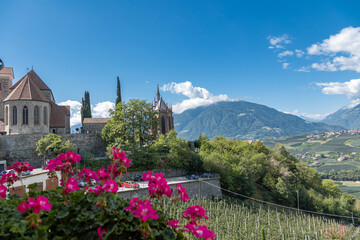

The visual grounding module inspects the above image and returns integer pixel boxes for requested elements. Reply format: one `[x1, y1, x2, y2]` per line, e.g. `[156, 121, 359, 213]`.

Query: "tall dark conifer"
[81, 91, 92, 125]
[116, 76, 122, 105]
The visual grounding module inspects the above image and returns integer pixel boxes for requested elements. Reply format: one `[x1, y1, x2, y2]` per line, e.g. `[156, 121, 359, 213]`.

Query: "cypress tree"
[81, 91, 92, 125]
[116, 76, 122, 105]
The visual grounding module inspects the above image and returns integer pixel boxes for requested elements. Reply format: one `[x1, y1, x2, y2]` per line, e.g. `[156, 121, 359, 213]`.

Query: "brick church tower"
[153, 85, 174, 135]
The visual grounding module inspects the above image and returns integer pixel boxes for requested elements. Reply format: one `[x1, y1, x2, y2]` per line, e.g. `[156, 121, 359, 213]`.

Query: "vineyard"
[164, 195, 360, 239]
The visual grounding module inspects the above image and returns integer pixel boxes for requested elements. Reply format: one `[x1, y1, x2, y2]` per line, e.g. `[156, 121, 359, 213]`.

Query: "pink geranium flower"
[18, 196, 52, 214]
[97, 226, 107, 240]
[64, 178, 80, 193]
[78, 168, 99, 183]
[193, 225, 216, 240]
[142, 170, 153, 181]
[7, 161, 34, 175]
[183, 205, 209, 222]
[175, 183, 189, 202]
[0, 172, 20, 186]
[134, 199, 159, 222]
[168, 219, 180, 229]
[0, 184, 7, 198]
[97, 169, 110, 181]
[88, 185, 103, 195]
[102, 180, 119, 193]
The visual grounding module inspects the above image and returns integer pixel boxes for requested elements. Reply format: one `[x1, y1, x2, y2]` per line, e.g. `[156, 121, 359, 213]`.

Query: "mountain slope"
[322, 104, 360, 129]
[174, 101, 343, 140]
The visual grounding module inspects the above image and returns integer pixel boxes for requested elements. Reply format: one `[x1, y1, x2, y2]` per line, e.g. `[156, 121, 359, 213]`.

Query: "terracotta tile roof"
[3, 75, 50, 102]
[11, 70, 51, 91]
[0, 67, 14, 79]
[50, 102, 68, 128]
[83, 118, 110, 124]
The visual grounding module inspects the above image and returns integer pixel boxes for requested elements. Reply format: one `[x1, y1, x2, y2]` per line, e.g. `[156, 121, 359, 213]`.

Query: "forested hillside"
[174, 101, 343, 140]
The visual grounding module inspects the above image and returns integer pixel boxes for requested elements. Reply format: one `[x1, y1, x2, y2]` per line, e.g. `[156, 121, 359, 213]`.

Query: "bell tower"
[0, 67, 14, 121]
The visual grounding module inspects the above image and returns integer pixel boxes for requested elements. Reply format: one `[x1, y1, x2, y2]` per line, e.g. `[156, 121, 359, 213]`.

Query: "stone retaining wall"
[123, 169, 188, 181]
[0, 133, 106, 168]
[117, 178, 222, 199]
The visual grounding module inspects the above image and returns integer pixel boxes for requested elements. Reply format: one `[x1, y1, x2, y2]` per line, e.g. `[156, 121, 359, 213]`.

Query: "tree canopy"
[81, 91, 92, 124]
[36, 133, 74, 160]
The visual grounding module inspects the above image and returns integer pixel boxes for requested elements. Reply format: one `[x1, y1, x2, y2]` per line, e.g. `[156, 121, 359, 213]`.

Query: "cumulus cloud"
[307, 26, 360, 72]
[161, 81, 234, 113]
[59, 100, 115, 127]
[295, 66, 310, 72]
[282, 62, 290, 69]
[316, 78, 360, 98]
[268, 34, 291, 49]
[92, 101, 115, 118]
[278, 50, 293, 58]
[295, 49, 305, 57]
[284, 110, 331, 121]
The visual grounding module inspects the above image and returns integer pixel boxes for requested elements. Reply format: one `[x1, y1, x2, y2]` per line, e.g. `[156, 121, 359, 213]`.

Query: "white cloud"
[278, 50, 293, 58]
[295, 49, 305, 57]
[161, 81, 234, 113]
[307, 26, 360, 72]
[282, 62, 290, 69]
[92, 101, 115, 118]
[268, 34, 291, 49]
[284, 110, 331, 121]
[295, 66, 310, 72]
[316, 78, 360, 98]
[59, 100, 115, 127]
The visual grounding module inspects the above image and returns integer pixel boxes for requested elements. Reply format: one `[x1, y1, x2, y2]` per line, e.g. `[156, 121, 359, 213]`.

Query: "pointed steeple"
[157, 84, 160, 101]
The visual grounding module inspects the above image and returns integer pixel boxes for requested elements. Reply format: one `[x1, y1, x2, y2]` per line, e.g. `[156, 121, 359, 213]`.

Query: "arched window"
[34, 106, 39, 125]
[5, 106, 8, 125]
[23, 106, 29, 124]
[168, 118, 171, 130]
[161, 116, 166, 134]
[12, 106, 17, 125]
[43, 107, 47, 125]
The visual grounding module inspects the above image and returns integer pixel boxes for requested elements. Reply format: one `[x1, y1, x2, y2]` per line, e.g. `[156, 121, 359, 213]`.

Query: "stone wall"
[117, 177, 222, 199]
[0, 133, 106, 168]
[122, 169, 188, 181]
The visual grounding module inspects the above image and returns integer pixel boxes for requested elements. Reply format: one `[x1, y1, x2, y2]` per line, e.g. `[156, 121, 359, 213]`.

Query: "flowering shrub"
[0, 148, 215, 240]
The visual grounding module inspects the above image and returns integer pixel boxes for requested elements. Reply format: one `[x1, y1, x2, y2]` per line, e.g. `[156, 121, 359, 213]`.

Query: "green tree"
[81, 91, 92, 124]
[322, 179, 341, 198]
[116, 76, 122, 106]
[102, 99, 158, 149]
[36, 133, 74, 161]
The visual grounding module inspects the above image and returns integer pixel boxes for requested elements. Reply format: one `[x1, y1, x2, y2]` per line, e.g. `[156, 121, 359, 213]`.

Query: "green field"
[165, 196, 360, 239]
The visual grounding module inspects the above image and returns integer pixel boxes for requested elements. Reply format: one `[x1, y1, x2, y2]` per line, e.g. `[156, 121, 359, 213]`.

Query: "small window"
[34, 106, 39, 125]
[5, 106, 8, 125]
[43, 107, 47, 125]
[23, 106, 29, 124]
[12, 106, 17, 125]
[161, 116, 166, 134]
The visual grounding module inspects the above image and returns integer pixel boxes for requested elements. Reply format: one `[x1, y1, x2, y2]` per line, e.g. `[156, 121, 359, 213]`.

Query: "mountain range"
[322, 103, 360, 129]
[174, 101, 343, 140]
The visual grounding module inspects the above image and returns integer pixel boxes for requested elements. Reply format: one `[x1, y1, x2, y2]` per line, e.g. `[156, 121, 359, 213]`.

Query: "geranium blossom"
[0, 184, 7, 198]
[64, 178, 80, 193]
[102, 180, 119, 193]
[175, 183, 189, 202]
[168, 219, 180, 229]
[97, 226, 107, 240]
[0, 172, 20, 186]
[147, 172, 173, 199]
[193, 225, 216, 240]
[44, 151, 81, 174]
[183, 205, 209, 222]
[142, 170, 153, 181]
[18, 196, 52, 214]
[78, 168, 99, 183]
[126, 198, 158, 222]
[7, 161, 34, 175]
[97, 168, 110, 181]
[111, 147, 132, 168]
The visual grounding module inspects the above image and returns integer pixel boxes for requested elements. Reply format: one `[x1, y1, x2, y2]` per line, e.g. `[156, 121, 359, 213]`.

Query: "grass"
[164, 195, 360, 239]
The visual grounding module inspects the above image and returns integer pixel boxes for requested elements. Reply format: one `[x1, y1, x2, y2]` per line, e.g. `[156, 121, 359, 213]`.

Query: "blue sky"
[1, 0, 360, 125]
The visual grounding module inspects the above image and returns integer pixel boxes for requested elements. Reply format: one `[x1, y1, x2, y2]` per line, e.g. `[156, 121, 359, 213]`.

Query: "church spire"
[157, 84, 160, 101]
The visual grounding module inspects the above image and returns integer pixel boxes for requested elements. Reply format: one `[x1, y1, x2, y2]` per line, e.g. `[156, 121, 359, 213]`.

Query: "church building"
[0, 68, 70, 135]
[153, 85, 174, 135]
